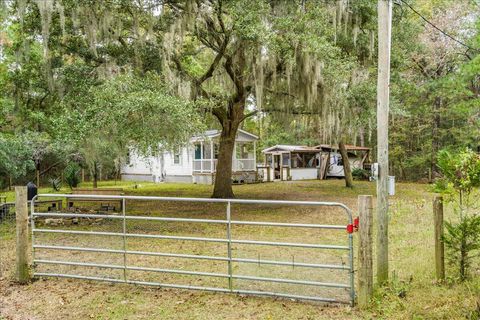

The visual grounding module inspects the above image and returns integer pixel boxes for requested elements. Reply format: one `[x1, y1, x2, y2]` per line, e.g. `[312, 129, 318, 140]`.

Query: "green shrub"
[435, 149, 480, 205]
[435, 148, 480, 281]
[64, 163, 81, 189]
[443, 213, 480, 281]
[352, 168, 369, 180]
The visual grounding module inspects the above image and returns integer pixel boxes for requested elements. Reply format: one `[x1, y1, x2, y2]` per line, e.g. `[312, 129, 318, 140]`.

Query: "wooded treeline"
[0, 0, 478, 192]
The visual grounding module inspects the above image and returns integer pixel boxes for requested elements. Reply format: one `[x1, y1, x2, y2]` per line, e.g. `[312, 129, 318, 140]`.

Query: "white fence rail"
[193, 159, 216, 172]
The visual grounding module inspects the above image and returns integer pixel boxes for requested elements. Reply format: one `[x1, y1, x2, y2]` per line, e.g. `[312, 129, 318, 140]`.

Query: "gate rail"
[31, 194, 355, 305]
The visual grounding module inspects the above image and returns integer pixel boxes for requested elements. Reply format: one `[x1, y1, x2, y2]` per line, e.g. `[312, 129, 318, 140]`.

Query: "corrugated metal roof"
[263, 144, 371, 153]
[262, 145, 320, 153]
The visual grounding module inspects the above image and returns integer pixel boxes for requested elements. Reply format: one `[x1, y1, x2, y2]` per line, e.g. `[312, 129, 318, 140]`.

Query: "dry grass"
[1, 179, 479, 319]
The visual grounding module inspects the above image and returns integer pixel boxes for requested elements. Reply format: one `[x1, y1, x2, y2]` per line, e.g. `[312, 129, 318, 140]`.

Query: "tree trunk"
[323, 151, 331, 179]
[430, 97, 441, 182]
[399, 161, 406, 181]
[35, 162, 40, 187]
[359, 127, 365, 147]
[92, 162, 98, 188]
[207, 46, 248, 198]
[212, 124, 238, 198]
[339, 141, 353, 188]
[460, 239, 467, 281]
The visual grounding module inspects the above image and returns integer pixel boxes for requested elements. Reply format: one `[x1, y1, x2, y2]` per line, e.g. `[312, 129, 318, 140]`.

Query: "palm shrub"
[48, 177, 62, 191]
[64, 162, 81, 189]
[435, 148, 480, 281]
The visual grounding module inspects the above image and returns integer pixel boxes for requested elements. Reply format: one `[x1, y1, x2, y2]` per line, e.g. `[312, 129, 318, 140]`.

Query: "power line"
[399, 0, 479, 53]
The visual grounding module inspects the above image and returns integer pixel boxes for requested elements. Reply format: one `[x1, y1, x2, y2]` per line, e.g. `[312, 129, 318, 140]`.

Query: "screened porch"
[193, 140, 257, 173]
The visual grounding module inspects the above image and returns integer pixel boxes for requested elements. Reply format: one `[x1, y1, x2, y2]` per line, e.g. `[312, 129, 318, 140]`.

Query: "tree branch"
[411, 57, 432, 79]
[240, 110, 258, 122]
[263, 107, 321, 115]
[212, 106, 227, 123]
[197, 36, 229, 85]
[224, 55, 243, 97]
[264, 87, 297, 99]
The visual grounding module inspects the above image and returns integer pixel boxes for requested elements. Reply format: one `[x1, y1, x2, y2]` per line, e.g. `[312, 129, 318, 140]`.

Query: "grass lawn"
[1, 179, 479, 319]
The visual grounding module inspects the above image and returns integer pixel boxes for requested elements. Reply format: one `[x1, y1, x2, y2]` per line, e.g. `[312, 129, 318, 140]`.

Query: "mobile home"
[121, 129, 259, 184]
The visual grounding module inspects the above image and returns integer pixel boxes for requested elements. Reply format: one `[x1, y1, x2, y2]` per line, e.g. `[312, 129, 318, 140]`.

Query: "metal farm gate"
[31, 194, 356, 305]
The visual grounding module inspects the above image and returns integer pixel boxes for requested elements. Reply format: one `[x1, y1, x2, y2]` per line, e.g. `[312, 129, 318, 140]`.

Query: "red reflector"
[354, 217, 359, 229]
[346, 224, 354, 234]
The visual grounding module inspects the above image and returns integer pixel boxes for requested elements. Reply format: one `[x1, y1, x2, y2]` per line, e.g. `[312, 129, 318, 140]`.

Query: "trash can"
[27, 182, 38, 201]
[388, 176, 395, 196]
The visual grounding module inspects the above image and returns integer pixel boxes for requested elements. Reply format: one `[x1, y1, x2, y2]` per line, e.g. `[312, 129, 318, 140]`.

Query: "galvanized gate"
[31, 194, 355, 305]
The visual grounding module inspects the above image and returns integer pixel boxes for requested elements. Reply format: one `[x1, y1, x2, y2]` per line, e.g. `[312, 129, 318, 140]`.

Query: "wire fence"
[31, 194, 355, 305]
[0, 202, 15, 221]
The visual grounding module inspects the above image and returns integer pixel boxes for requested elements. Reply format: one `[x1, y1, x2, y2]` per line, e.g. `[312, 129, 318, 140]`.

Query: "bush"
[435, 149, 480, 205]
[64, 163, 81, 189]
[352, 168, 369, 180]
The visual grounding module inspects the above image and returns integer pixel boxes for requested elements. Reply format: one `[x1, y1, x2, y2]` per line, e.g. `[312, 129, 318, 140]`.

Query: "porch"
[192, 139, 257, 174]
[260, 145, 321, 182]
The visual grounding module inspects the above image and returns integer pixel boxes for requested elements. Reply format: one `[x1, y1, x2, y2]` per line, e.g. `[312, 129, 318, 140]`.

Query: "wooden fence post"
[433, 195, 445, 281]
[15, 186, 30, 284]
[358, 195, 373, 308]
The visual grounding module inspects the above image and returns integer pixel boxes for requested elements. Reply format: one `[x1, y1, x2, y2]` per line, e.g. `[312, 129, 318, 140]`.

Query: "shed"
[260, 144, 371, 181]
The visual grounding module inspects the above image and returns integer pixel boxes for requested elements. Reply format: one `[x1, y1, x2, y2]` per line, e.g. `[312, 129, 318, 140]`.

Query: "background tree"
[1, 1, 202, 188]
[0, 134, 35, 189]
[390, 0, 479, 181]
[0, 0, 478, 191]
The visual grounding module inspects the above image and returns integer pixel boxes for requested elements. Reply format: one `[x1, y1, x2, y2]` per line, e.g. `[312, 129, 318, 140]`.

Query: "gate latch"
[346, 217, 359, 234]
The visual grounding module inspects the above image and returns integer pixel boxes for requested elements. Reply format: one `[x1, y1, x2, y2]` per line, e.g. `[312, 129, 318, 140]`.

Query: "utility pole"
[376, 0, 392, 285]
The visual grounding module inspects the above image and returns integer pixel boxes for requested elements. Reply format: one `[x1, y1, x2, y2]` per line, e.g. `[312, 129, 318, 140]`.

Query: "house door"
[273, 154, 281, 180]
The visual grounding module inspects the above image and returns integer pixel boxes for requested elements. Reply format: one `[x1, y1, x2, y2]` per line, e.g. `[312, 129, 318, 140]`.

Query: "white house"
[260, 144, 370, 181]
[121, 129, 259, 184]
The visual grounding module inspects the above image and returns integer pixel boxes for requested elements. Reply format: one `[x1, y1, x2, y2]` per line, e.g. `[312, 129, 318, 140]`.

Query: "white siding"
[122, 150, 156, 175]
[291, 168, 318, 180]
[236, 130, 257, 142]
[121, 150, 163, 182]
[163, 146, 193, 177]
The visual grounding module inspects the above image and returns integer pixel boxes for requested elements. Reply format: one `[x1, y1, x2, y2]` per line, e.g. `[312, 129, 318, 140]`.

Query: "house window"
[291, 153, 317, 168]
[282, 153, 290, 167]
[236, 142, 253, 159]
[266, 154, 273, 168]
[291, 153, 303, 168]
[173, 150, 181, 165]
[305, 153, 317, 168]
[194, 144, 202, 160]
